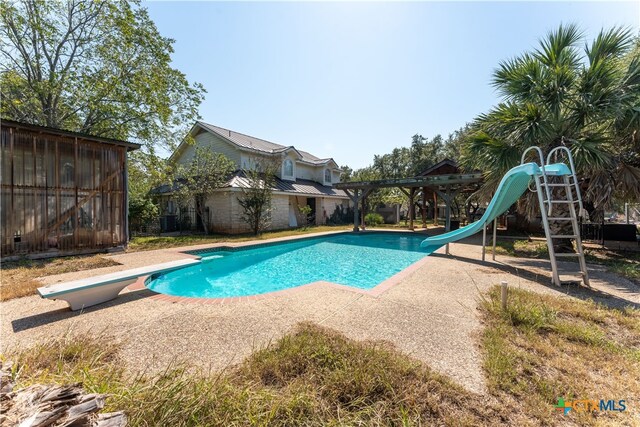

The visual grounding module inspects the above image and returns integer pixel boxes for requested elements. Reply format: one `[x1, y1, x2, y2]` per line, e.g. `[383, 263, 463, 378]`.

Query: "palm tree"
[461, 24, 640, 251]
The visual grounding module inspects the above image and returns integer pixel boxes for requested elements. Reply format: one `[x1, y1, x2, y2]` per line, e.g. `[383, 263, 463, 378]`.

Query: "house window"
[324, 168, 331, 183]
[283, 159, 293, 176]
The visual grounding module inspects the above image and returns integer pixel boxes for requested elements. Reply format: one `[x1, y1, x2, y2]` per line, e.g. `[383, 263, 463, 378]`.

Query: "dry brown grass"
[6, 290, 639, 425]
[6, 323, 510, 427]
[0, 255, 120, 301]
[480, 286, 640, 426]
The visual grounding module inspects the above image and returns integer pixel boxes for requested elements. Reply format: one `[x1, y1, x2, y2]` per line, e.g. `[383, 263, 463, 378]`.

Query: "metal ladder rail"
[547, 146, 585, 217]
[544, 146, 590, 286]
[521, 146, 552, 209]
[533, 172, 562, 286]
[539, 175, 590, 287]
[560, 174, 590, 286]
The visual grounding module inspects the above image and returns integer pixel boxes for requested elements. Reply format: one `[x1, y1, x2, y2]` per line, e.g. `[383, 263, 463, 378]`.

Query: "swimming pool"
[146, 232, 436, 298]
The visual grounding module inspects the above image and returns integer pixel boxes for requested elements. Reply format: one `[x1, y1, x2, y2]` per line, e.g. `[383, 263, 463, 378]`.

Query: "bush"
[364, 212, 384, 226]
[129, 196, 159, 224]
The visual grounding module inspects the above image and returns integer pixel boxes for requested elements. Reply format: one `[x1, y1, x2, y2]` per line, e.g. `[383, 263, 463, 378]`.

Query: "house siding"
[296, 163, 320, 182]
[165, 122, 351, 235]
[177, 131, 241, 167]
[205, 191, 345, 234]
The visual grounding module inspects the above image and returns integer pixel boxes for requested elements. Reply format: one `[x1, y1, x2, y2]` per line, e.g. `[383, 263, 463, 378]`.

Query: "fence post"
[501, 281, 508, 311]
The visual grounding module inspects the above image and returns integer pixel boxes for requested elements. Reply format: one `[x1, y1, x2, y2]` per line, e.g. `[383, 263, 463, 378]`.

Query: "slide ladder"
[524, 147, 590, 287]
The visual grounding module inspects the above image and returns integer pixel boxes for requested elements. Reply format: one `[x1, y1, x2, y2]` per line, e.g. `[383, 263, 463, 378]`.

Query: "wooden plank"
[334, 173, 483, 190]
[32, 135, 38, 251]
[92, 146, 97, 248]
[45, 169, 120, 238]
[408, 187, 415, 230]
[122, 148, 128, 246]
[422, 186, 427, 228]
[8, 128, 14, 254]
[74, 136, 79, 248]
[352, 189, 360, 232]
[55, 139, 60, 249]
[44, 137, 48, 250]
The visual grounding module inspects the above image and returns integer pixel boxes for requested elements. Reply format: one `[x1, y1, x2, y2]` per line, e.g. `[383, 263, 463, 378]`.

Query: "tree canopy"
[1, 0, 203, 152]
[342, 127, 469, 212]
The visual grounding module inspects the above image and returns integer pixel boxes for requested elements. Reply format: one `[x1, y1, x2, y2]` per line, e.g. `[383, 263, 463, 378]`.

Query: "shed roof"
[1, 119, 140, 151]
[418, 159, 459, 176]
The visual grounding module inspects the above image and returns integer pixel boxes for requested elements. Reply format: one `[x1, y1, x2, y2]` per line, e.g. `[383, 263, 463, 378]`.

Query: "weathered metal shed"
[1, 119, 139, 259]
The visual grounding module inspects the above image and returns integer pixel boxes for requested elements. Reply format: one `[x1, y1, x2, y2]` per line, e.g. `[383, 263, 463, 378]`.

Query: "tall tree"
[461, 25, 640, 249]
[462, 25, 640, 207]
[1, 0, 204, 151]
[237, 160, 278, 236]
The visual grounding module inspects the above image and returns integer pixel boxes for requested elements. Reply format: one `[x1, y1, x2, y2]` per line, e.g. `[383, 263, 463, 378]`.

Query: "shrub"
[364, 212, 384, 226]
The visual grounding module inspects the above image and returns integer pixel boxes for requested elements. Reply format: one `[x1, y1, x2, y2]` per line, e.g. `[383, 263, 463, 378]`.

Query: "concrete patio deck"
[1, 233, 638, 395]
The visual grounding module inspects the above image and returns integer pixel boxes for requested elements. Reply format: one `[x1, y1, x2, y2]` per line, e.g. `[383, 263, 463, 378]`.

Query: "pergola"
[334, 160, 483, 232]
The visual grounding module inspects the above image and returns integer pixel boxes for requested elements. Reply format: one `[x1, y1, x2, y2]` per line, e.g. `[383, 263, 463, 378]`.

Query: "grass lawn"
[493, 239, 640, 283]
[127, 225, 353, 252]
[0, 255, 120, 302]
[480, 285, 640, 426]
[5, 288, 639, 426]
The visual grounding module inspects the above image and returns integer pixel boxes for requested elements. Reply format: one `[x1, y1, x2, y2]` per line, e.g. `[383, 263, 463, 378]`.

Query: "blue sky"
[144, 1, 640, 169]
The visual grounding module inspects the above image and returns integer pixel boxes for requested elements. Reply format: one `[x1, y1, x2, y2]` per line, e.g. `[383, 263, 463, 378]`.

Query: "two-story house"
[155, 121, 350, 233]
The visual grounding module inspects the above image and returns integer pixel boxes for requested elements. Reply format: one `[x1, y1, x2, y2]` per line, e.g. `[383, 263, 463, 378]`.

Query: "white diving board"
[37, 258, 200, 311]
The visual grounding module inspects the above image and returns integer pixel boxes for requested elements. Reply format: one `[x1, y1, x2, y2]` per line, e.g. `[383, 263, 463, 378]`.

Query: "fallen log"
[0, 361, 126, 427]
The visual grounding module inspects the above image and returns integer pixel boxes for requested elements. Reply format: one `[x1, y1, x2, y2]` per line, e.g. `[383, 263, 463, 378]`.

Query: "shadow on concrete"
[429, 252, 640, 310]
[11, 289, 158, 333]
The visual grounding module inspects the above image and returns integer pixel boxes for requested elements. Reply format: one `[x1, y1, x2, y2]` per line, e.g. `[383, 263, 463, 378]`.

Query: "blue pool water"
[146, 233, 436, 298]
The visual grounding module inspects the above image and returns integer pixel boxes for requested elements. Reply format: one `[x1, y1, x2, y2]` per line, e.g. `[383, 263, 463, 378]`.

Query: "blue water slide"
[420, 162, 571, 250]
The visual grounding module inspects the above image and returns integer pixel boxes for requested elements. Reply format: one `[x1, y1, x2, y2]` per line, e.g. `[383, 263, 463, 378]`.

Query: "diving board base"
[51, 279, 138, 311]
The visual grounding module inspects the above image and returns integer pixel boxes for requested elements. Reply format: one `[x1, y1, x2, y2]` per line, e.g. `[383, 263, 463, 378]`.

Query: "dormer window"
[324, 168, 331, 184]
[283, 159, 294, 177]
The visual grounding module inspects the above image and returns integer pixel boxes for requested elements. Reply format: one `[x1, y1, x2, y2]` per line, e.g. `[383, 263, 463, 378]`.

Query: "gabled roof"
[174, 121, 339, 168]
[417, 159, 459, 176]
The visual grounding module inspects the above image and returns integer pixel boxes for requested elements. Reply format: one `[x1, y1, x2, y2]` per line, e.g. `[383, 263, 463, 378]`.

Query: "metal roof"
[195, 121, 336, 166]
[152, 171, 348, 198]
[229, 172, 348, 197]
[1, 119, 141, 151]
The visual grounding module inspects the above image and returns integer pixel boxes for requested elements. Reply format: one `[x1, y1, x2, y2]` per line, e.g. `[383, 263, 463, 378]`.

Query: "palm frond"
[534, 23, 583, 68]
[614, 161, 640, 201]
[586, 26, 634, 65]
[492, 54, 545, 102]
[568, 134, 613, 173]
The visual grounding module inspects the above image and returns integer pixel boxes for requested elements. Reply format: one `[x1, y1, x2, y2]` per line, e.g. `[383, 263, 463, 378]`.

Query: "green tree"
[461, 25, 640, 249]
[462, 25, 640, 206]
[298, 205, 312, 230]
[237, 161, 278, 236]
[172, 147, 235, 234]
[1, 0, 204, 151]
[339, 165, 353, 182]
